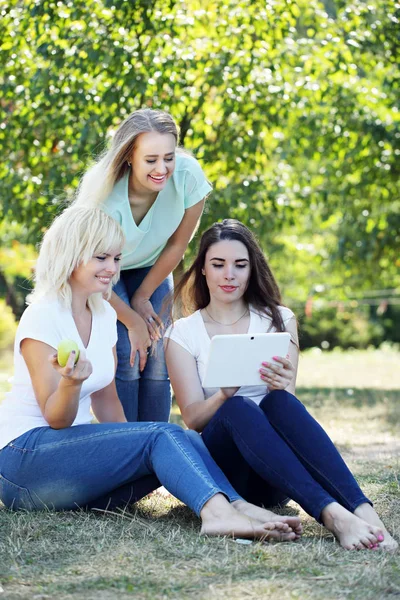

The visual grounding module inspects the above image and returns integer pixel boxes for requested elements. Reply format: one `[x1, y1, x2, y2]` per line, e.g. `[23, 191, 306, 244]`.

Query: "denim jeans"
[201, 391, 371, 522]
[113, 267, 173, 422]
[0, 422, 241, 513]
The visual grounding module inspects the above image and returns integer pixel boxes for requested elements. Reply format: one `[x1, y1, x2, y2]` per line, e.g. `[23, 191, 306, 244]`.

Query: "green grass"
[0, 348, 399, 599]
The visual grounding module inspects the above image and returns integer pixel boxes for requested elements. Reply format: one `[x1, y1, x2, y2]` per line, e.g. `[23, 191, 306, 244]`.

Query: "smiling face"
[202, 240, 251, 304]
[70, 250, 122, 297]
[129, 131, 176, 194]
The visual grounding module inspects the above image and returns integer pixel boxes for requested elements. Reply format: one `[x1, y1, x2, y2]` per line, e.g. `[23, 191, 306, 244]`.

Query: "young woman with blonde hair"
[74, 109, 211, 422]
[0, 206, 301, 542]
[165, 219, 397, 551]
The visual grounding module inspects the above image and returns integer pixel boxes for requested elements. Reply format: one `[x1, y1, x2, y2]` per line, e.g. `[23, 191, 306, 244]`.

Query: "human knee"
[153, 422, 183, 436]
[260, 389, 299, 415]
[184, 428, 203, 450]
[221, 395, 254, 415]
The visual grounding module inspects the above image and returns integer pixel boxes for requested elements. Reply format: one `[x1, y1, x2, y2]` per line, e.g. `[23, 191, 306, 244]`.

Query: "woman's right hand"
[127, 312, 152, 371]
[49, 351, 93, 384]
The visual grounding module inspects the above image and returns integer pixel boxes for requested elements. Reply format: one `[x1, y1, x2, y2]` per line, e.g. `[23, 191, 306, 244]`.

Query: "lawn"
[0, 347, 399, 600]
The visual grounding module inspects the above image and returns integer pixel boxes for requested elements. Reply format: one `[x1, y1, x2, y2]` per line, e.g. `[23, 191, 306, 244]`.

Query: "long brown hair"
[173, 219, 285, 332]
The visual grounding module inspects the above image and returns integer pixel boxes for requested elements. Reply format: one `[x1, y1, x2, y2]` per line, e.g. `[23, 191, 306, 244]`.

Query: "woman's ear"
[201, 268, 205, 275]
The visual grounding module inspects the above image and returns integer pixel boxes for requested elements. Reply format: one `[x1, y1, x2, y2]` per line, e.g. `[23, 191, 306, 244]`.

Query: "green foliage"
[0, 299, 17, 350]
[1, 0, 399, 343]
[299, 306, 385, 350]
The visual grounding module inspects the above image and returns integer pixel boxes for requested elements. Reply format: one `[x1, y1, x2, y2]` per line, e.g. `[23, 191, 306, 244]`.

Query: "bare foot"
[321, 502, 384, 550]
[200, 494, 296, 542]
[354, 503, 398, 552]
[232, 499, 303, 538]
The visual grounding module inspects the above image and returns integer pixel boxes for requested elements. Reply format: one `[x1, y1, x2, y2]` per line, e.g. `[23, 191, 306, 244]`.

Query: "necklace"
[204, 306, 249, 326]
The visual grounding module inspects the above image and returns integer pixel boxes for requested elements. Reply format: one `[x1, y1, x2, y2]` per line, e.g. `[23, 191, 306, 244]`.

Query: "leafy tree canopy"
[1, 0, 399, 304]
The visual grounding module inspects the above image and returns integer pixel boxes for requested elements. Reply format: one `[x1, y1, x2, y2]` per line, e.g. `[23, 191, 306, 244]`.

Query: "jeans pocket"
[0, 473, 37, 511]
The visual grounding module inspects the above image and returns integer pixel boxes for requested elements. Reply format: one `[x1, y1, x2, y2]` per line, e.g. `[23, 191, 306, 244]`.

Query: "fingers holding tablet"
[260, 355, 295, 390]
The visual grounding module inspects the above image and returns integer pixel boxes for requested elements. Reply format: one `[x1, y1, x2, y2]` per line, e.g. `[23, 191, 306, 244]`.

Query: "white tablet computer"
[202, 332, 291, 388]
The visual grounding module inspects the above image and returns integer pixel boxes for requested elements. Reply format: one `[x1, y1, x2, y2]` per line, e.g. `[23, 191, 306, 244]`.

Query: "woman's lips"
[219, 286, 238, 292]
[148, 174, 167, 184]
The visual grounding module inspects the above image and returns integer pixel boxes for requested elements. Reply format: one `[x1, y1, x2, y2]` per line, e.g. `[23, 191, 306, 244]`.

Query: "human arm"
[91, 347, 127, 423]
[165, 337, 232, 432]
[258, 317, 299, 394]
[21, 338, 93, 429]
[131, 199, 205, 338]
[108, 290, 150, 371]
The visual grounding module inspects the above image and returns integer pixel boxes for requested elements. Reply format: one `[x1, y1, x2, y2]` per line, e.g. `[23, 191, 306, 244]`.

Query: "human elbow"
[182, 412, 203, 433]
[46, 416, 74, 429]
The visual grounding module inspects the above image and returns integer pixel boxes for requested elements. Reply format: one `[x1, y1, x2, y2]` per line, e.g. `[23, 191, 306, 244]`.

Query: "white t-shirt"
[165, 306, 295, 406]
[0, 297, 118, 450]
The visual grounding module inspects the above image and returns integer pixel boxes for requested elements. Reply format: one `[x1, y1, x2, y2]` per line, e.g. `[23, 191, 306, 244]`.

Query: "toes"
[262, 521, 278, 531]
[364, 531, 378, 545]
[263, 521, 290, 532]
[360, 536, 373, 549]
[343, 543, 357, 550]
[370, 528, 384, 543]
[355, 542, 365, 551]
[263, 530, 296, 543]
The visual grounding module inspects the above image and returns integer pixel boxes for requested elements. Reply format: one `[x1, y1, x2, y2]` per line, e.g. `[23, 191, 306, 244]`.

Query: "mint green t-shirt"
[103, 153, 212, 270]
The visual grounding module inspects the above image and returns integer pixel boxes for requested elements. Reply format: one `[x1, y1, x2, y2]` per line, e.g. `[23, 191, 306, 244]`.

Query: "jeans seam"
[211, 416, 333, 519]
[265, 420, 366, 513]
[161, 428, 222, 514]
[19, 424, 163, 452]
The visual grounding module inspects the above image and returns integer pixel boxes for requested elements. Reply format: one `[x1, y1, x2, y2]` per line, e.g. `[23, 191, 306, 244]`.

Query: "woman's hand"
[49, 350, 92, 385]
[131, 294, 163, 341]
[220, 386, 240, 400]
[127, 317, 152, 372]
[259, 355, 295, 391]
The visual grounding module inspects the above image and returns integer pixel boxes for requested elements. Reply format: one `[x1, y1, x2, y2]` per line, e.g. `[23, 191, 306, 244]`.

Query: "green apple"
[57, 339, 80, 367]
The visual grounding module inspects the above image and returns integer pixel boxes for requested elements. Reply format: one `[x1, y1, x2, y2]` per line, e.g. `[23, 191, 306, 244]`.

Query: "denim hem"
[314, 498, 338, 524]
[260, 395, 370, 516]
[227, 493, 243, 503]
[190, 488, 226, 516]
[349, 496, 373, 512]
[217, 416, 337, 520]
[315, 494, 372, 524]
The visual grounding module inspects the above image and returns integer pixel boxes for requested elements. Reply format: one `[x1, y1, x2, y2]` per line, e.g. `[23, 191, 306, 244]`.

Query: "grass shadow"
[297, 387, 400, 428]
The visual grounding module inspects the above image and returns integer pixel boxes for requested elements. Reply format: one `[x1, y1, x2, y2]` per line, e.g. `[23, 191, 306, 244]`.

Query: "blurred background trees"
[1, 0, 399, 348]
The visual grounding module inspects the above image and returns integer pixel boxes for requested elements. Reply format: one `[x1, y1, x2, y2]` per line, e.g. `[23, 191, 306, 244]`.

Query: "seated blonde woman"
[0, 206, 300, 543]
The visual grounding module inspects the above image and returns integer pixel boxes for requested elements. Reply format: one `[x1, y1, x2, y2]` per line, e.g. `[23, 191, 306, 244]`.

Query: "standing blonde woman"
[74, 109, 211, 422]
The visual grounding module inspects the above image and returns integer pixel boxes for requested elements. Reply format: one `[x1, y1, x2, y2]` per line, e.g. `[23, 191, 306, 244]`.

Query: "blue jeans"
[113, 267, 173, 422]
[201, 391, 371, 522]
[0, 422, 241, 513]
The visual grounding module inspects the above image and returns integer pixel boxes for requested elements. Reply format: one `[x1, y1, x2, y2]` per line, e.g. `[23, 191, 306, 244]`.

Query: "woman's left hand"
[259, 355, 295, 390]
[130, 294, 163, 341]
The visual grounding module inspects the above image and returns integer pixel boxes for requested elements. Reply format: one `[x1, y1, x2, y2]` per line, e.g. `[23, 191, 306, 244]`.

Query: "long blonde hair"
[74, 109, 179, 207]
[30, 206, 125, 312]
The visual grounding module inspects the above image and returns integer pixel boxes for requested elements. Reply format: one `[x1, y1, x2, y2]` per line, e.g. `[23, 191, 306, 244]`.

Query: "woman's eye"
[211, 264, 223, 268]
[146, 160, 156, 164]
[96, 256, 106, 261]
[165, 158, 174, 162]
[236, 264, 247, 269]
[114, 257, 121, 262]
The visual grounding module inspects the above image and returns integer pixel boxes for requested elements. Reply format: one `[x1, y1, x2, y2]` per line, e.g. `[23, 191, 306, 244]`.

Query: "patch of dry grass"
[0, 348, 399, 599]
